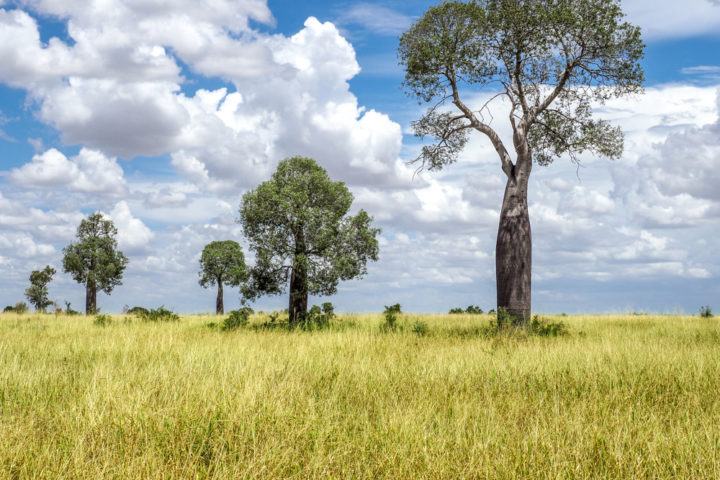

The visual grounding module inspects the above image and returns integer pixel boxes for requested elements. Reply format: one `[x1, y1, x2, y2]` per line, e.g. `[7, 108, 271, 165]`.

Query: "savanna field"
[1, 312, 719, 479]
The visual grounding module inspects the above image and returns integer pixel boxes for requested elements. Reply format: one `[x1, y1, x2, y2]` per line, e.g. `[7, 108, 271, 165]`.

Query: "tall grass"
[1, 312, 719, 478]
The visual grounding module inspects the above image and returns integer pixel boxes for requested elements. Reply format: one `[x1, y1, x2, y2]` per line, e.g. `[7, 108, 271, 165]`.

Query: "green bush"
[382, 303, 402, 332]
[93, 314, 112, 327]
[450, 305, 484, 314]
[495, 307, 513, 330]
[222, 307, 253, 331]
[321, 302, 335, 318]
[300, 302, 336, 331]
[412, 320, 429, 336]
[465, 305, 483, 314]
[3, 305, 15, 313]
[127, 306, 150, 316]
[530, 315, 568, 337]
[14, 302, 29, 314]
[699, 305, 713, 318]
[139, 306, 179, 322]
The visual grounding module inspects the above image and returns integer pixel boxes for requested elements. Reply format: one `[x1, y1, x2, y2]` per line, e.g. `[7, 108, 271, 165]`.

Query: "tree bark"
[85, 281, 97, 315]
[288, 262, 308, 324]
[496, 164, 532, 325]
[288, 227, 309, 324]
[216, 280, 224, 315]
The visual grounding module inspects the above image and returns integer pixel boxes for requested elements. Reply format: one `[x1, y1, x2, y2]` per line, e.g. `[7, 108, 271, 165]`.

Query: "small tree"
[198, 240, 248, 315]
[239, 156, 380, 324]
[24, 265, 56, 312]
[399, 0, 644, 324]
[62, 212, 128, 314]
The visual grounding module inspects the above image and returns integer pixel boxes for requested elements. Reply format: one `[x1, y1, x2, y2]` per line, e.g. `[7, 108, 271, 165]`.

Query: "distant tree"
[399, 0, 644, 325]
[199, 240, 249, 315]
[239, 156, 380, 324]
[13, 302, 29, 314]
[24, 265, 56, 312]
[465, 305, 483, 315]
[62, 213, 128, 314]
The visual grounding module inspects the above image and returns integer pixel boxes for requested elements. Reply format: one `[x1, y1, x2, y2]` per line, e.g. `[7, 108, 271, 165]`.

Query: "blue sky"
[0, 0, 719, 314]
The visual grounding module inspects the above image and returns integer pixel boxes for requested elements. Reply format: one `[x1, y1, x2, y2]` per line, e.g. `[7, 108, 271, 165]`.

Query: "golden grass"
[1, 312, 719, 478]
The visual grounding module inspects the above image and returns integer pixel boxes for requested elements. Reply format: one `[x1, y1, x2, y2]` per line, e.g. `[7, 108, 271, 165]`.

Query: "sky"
[0, 0, 719, 315]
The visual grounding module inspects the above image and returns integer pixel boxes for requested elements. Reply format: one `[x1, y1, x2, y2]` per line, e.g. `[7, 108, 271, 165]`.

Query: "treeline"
[4, 157, 384, 324]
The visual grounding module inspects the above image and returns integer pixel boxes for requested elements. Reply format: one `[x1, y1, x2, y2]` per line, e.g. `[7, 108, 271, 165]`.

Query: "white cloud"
[0, 232, 55, 259]
[682, 66, 720, 75]
[0, 7, 413, 190]
[609, 87, 720, 228]
[106, 201, 154, 254]
[0, 2, 718, 313]
[9, 148, 77, 187]
[335, 3, 413, 36]
[144, 188, 189, 209]
[9, 148, 126, 196]
[623, 0, 720, 39]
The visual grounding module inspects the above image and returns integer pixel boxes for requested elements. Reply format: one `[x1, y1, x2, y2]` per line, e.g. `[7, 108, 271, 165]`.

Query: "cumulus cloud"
[0, 1, 718, 313]
[9, 148, 126, 196]
[0, 4, 412, 191]
[609, 88, 720, 228]
[106, 201, 154, 254]
[0, 232, 55, 259]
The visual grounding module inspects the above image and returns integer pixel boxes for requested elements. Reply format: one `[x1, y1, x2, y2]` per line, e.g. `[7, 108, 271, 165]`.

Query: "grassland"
[1, 312, 719, 479]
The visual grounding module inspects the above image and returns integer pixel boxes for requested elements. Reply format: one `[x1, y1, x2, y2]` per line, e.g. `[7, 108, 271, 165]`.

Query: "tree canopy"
[62, 212, 128, 314]
[239, 156, 380, 323]
[198, 240, 248, 315]
[24, 265, 56, 312]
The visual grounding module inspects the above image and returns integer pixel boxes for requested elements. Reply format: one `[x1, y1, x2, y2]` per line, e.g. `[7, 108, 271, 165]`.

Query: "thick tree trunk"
[216, 281, 224, 315]
[496, 166, 532, 325]
[288, 263, 308, 324]
[85, 281, 97, 315]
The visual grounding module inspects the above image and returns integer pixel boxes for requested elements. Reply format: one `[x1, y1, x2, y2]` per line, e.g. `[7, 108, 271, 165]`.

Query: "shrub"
[465, 305, 483, 314]
[14, 302, 28, 314]
[487, 308, 496, 315]
[3, 305, 14, 313]
[412, 320, 429, 336]
[93, 314, 112, 327]
[530, 315, 568, 337]
[699, 305, 713, 318]
[495, 307, 513, 330]
[222, 307, 253, 331]
[127, 306, 150, 316]
[382, 303, 402, 332]
[300, 303, 336, 331]
[321, 302, 335, 318]
[450, 305, 484, 314]
[139, 306, 179, 322]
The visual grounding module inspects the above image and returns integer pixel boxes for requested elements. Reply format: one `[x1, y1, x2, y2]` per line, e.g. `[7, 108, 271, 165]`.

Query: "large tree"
[62, 213, 129, 314]
[24, 265, 56, 312]
[198, 240, 248, 315]
[239, 156, 380, 324]
[399, 0, 644, 324]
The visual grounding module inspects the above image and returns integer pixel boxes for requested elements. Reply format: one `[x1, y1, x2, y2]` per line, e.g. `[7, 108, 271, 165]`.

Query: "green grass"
[1, 312, 719, 478]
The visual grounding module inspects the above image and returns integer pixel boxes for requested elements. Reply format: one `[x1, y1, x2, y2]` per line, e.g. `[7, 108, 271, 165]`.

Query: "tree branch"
[449, 76, 514, 177]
